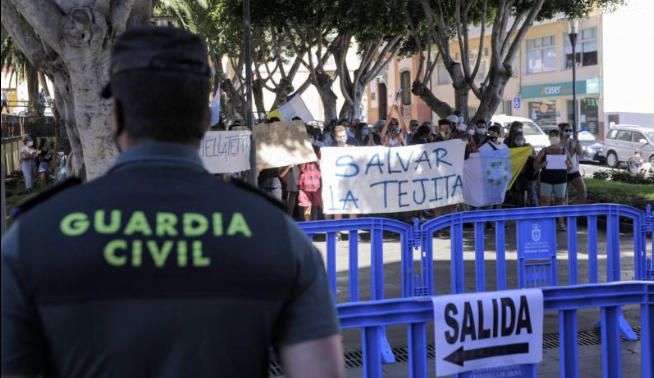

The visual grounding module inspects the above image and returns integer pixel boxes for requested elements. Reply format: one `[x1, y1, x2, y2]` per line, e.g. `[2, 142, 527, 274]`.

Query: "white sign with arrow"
[432, 289, 543, 376]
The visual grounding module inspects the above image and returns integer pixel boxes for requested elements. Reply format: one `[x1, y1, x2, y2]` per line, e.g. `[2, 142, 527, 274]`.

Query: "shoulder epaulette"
[229, 177, 287, 213]
[11, 177, 83, 220]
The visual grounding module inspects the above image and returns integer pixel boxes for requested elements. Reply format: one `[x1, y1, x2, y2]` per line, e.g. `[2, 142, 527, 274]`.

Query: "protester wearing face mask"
[535, 129, 572, 230]
[478, 125, 507, 151]
[558, 122, 586, 204]
[509, 133, 538, 207]
[504, 121, 524, 147]
[463, 125, 479, 159]
[409, 125, 433, 145]
[435, 119, 452, 142]
[474, 120, 488, 145]
[19, 136, 38, 191]
[381, 117, 405, 147]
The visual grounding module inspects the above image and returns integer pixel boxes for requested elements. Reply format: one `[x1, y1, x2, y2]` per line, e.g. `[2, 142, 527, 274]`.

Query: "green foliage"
[1, 25, 30, 82]
[585, 178, 654, 207]
[592, 169, 654, 185]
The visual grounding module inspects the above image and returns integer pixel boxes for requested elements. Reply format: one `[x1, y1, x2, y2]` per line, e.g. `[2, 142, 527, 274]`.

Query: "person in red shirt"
[298, 145, 323, 221]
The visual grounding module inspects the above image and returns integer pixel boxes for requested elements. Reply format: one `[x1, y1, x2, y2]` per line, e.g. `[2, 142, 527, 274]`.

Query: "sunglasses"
[563, 129, 573, 133]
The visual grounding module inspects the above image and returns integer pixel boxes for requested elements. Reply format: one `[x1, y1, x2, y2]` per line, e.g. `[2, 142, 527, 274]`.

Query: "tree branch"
[364, 36, 402, 83]
[504, 0, 545, 65]
[110, 0, 136, 38]
[470, 0, 487, 81]
[11, 0, 64, 54]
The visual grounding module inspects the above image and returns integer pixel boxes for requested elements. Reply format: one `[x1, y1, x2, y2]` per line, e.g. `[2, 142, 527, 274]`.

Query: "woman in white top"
[19, 136, 37, 191]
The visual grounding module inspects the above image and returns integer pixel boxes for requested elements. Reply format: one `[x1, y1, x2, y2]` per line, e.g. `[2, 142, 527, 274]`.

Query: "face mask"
[58, 152, 65, 157]
[27, 141, 34, 147]
[440, 131, 450, 139]
[477, 128, 487, 134]
[550, 136, 561, 145]
[516, 128, 523, 133]
[362, 128, 370, 136]
[336, 135, 347, 145]
[515, 140, 525, 146]
[467, 129, 475, 136]
[457, 124, 467, 132]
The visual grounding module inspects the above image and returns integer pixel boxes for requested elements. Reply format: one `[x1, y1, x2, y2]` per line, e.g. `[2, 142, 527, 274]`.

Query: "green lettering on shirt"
[94, 210, 121, 234]
[192, 241, 210, 267]
[156, 212, 178, 237]
[124, 211, 153, 236]
[183, 213, 208, 237]
[226, 213, 252, 237]
[104, 240, 127, 266]
[147, 240, 173, 267]
[60, 212, 90, 236]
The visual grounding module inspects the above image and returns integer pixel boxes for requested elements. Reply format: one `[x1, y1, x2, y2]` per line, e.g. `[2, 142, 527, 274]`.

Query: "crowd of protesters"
[211, 105, 589, 225]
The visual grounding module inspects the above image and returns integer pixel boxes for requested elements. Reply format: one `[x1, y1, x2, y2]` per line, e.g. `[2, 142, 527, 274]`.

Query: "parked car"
[490, 115, 549, 152]
[577, 130, 606, 163]
[603, 125, 654, 168]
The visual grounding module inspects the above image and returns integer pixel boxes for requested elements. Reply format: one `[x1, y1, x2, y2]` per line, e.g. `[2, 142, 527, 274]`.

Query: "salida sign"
[432, 289, 543, 376]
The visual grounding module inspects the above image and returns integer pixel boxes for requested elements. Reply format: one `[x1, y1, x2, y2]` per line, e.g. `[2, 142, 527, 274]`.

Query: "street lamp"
[568, 19, 579, 140]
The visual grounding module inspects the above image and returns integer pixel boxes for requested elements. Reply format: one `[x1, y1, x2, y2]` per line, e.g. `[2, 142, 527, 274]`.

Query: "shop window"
[526, 36, 556, 74]
[528, 100, 557, 128]
[400, 71, 412, 105]
[565, 27, 598, 68]
[567, 98, 599, 135]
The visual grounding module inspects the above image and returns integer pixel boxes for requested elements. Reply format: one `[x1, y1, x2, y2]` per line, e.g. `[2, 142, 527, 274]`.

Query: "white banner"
[432, 289, 544, 376]
[277, 95, 315, 122]
[199, 130, 251, 173]
[320, 140, 466, 214]
[463, 149, 511, 207]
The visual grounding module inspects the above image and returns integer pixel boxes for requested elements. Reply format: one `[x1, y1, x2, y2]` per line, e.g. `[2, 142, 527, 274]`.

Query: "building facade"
[366, 0, 654, 139]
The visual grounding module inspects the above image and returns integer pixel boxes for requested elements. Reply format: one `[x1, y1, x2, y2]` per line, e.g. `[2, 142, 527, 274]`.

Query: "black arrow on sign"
[444, 343, 530, 367]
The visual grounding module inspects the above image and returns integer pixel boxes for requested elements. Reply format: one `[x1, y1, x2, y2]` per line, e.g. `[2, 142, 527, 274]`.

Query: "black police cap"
[101, 26, 211, 98]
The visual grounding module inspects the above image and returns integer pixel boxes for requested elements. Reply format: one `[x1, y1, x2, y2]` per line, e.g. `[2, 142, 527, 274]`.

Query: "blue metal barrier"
[337, 281, 654, 378]
[298, 217, 413, 363]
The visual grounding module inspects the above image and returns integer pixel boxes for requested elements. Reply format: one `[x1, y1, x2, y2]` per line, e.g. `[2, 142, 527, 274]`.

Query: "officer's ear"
[112, 99, 125, 136]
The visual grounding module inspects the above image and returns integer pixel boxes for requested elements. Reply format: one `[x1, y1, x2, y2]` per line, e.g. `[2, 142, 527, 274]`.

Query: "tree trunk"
[453, 82, 469, 121]
[412, 80, 452, 119]
[252, 78, 266, 120]
[222, 78, 244, 120]
[52, 72, 84, 178]
[473, 66, 511, 124]
[339, 82, 364, 122]
[26, 64, 40, 115]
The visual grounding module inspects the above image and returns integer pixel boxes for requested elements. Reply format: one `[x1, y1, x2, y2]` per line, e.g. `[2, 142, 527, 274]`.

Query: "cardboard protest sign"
[254, 120, 317, 170]
[199, 130, 251, 173]
[320, 140, 466, 214]
[267, 95, 314, 122]
[432, 289, 544, 376]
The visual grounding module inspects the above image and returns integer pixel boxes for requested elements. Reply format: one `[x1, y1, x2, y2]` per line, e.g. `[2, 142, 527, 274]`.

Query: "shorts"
[38, 161, 49, 173]
[540, 182, 567, 199]
[567, 171, 581, 181]
[298, 189, 323, 208]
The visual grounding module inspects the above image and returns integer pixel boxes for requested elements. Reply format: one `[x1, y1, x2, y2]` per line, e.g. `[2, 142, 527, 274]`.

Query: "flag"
[210, 83, 221, 126]
[507, 146, 533, 191]
[463, 149, 511, 207]
[266, 95, 314, 122]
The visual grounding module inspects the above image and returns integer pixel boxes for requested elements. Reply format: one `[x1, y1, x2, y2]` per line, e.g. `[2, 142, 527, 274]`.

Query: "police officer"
[1, 27, 344, 378]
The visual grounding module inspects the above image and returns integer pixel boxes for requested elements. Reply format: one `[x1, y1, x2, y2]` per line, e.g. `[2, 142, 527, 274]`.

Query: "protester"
[1, 26, 344, 378]
[281, 165, 300, 217]
[463, 124, 479, 158]
[504, 121, 523, 148]
[54, 148, 68, 183]
[509, 133, 538, 207]
[434, 119, 452, 142]
[298, 150, 323, 222]
[558, 123, 587, 204]
[36, 139, 53, 188]
[478, 125, 506, 151]
[409, 124, 433, 145]
[535, 129, 571, 230]
[474, 119, 488, 146]
[1, 90, 10, 113]
[627, 150, 652, 175]
[19, 136, 37, 192]
[408, 119, 419, 138]
[381, 117, 405, 147]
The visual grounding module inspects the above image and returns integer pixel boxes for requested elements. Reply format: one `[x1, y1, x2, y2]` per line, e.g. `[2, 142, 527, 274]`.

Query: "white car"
[490, 115, 549, 152]
[603, 125, 654, 168]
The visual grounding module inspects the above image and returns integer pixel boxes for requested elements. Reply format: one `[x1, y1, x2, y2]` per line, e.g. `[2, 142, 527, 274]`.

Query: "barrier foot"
[379, 330, 396, 364]
[593, 311, 637, 341]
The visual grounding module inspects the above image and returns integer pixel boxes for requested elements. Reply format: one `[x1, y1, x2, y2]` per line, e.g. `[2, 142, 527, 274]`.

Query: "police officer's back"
[1, 27, 344, 378]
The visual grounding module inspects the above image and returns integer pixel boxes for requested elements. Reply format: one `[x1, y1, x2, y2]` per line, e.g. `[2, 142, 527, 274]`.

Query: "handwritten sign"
[254, 120, 317, 170]
[432, 289, 544, 376]
[320, 140, 466, 214]
[199, 130, 251, 173]
[545, 154, 567, 170]
[463, 149, 511, 207]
